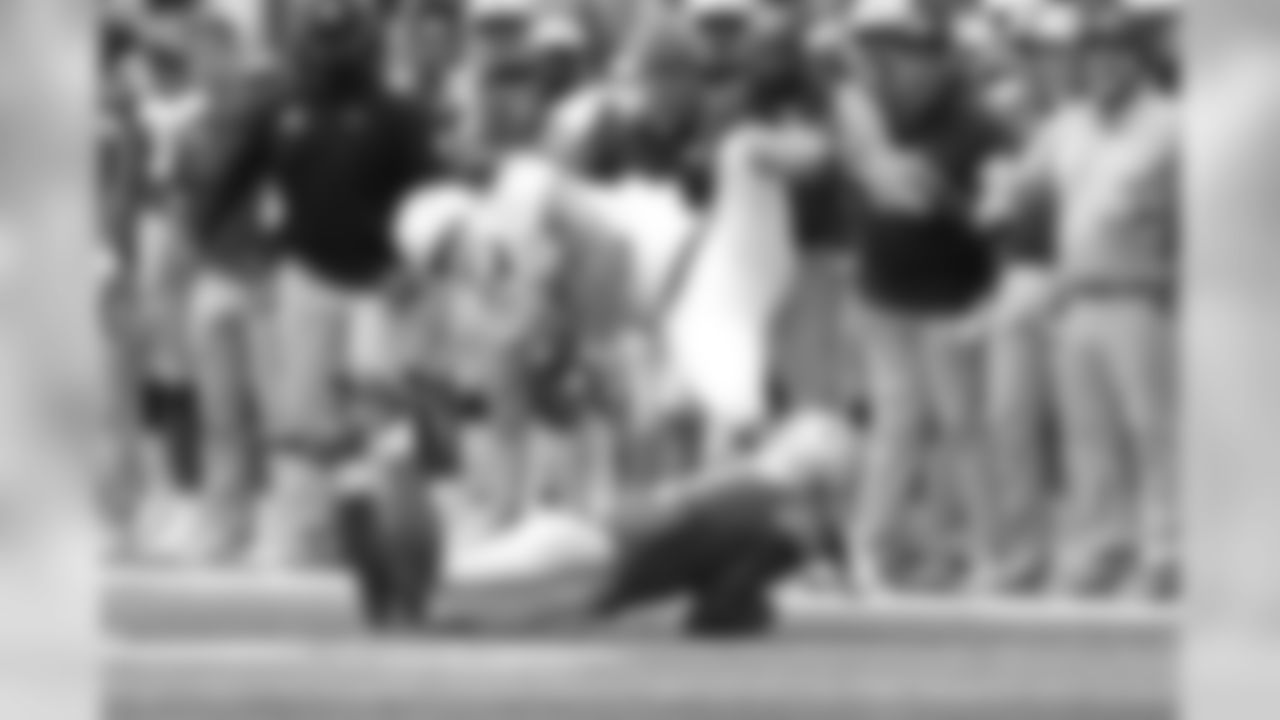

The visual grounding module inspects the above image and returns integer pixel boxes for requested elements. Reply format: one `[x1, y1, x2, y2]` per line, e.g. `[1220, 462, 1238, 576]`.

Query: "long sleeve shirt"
[193, 76, 433, 289]
[980, 91, 1179, 296]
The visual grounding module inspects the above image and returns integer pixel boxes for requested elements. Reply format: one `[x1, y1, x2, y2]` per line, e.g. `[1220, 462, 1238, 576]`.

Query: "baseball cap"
[1125, 0, 1180, 15]
[1017, 0, 1085, 45]
[848, 0, 935, 39]
[528, 13, 589, 52]
[686, 0, 764, 22]
[1078, 2, 1149, 44]
[468, 0, 541, 21]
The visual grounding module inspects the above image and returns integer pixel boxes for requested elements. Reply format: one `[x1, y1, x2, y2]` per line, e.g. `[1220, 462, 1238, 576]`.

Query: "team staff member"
[977, 1, 1086, 592]
[182, 11, 283, 565]
[441, 0, 544, 177]
[127, 17, 214, 561]
[99, 21, 151, 558]
[978, 4, 1179, 597]
[833, 0, 1008, 597]
[773, 20, 869, 418]
[193, 0, 434, 567]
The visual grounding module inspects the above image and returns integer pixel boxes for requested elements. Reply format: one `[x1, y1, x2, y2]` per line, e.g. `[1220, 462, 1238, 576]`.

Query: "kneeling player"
[338, 408, 859, 637]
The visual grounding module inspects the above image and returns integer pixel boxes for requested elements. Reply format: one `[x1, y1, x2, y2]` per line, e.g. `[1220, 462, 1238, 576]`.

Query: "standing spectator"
[665, 0, 831, 461]
[99, 20, 151, 558]
[833, 0, 1007, 597]
[442, 0, 544, 175]
[182, 11, 284, 565]
[977, 0, 1085, 592]
[128, 16, 213, 561]
[978, 2, 1179, 597]
[193, 0, 433, 567]
[773, 18, 869, 419]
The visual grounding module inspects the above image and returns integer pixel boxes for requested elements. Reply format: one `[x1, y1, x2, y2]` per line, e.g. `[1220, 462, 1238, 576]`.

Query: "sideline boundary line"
[108, 568, 1178, 629]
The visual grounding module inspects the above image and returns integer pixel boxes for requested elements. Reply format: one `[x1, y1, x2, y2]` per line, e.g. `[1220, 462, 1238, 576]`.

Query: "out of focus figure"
[836, 0, 1007, 598]
[979, 0, 1180, 598]
[193, 0, 433, 567]
[126, 15, 214, 562]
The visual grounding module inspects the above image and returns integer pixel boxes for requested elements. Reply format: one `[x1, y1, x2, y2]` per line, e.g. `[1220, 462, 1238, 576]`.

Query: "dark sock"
[166, 386, 202, 493]
[140, 380, 202, 492]
[384, 489, 445, 627]
[335, 495, 397, 629]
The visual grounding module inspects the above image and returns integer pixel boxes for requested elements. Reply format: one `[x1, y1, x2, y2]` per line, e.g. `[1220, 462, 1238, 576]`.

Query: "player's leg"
[335, 440, 446, 630]
[99, 263, 148, 558]
[922, 318, 997, 594]
[854, 311, 929, 597]
[255, 265, 348, 568]
[984, 271, 1056, 592]
[188, 269, 265, 564]
[1106, 299, 1178, 597]
[1050, 303, 1130, 595]
[132, 213, 202, 560]
[590, 478, 815, 636]
[684, 485, 809, 636]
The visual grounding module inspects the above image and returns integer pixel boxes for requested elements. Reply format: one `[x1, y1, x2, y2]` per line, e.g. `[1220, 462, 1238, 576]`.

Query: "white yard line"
[108, 568, 1178, 629]
[106, 639, 1165, 708]
[779, 589, 1178, 628]
[106, 639, 630, 673]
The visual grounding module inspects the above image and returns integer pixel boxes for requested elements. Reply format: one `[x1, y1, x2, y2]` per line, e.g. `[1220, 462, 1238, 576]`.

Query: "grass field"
[105, 570, 1176, 720]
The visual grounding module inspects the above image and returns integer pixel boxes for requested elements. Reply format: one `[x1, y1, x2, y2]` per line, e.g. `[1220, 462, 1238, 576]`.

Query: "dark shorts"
[591, 483, 806, 621]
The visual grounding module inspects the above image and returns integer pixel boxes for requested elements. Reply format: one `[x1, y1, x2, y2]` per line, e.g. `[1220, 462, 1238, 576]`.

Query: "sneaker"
[138, 490, 204, 565]
[1048, 544, 1136, 599]
[850, 552, 898, 605]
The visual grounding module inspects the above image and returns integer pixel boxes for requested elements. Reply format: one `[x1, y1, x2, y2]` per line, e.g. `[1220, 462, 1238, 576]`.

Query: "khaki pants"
[984, 268, 1058, 572]
[134, 213, 195, 384]
[254, 264, 382, 565]
[187, 268, 273, 559]
[1052, 294, 1176, 587]
[855, 303, 992, 589]
[99, 269, 146, 550]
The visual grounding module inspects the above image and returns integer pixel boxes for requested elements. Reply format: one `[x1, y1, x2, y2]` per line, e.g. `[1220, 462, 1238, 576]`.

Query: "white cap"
[686, 0, 763, 21]
[468, 0, 541, 21]
[528, 13, 589, 52]
[848, 0, 933, 38]
[805, 22, 849, 58]
[953, 6, 1005, 53]
[1018, 0, 1085, 44]
[979, 0, 1039, 14]
[394, 184, 479, 268]
[1124, 0, 1180, 16]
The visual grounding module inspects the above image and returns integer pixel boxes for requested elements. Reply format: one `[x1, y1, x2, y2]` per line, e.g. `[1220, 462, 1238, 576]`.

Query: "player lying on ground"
[336, 408, 859, 637]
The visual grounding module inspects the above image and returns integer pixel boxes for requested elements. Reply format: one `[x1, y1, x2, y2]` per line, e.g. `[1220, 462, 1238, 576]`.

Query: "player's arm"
[188, 79, 281, 247]
[973, 114, 1056, 231]
[543, 88, 608, 173]
[542, 167, 631, 261]
[829, 83, 942, 215]
[755, 118, 832, 180]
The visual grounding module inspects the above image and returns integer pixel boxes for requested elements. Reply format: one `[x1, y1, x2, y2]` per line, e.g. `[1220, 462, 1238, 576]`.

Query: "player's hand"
[862, 151, 946, 215]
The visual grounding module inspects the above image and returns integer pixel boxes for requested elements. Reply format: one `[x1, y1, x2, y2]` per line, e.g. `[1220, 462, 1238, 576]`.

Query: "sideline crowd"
[97, 0, 1180, 602]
